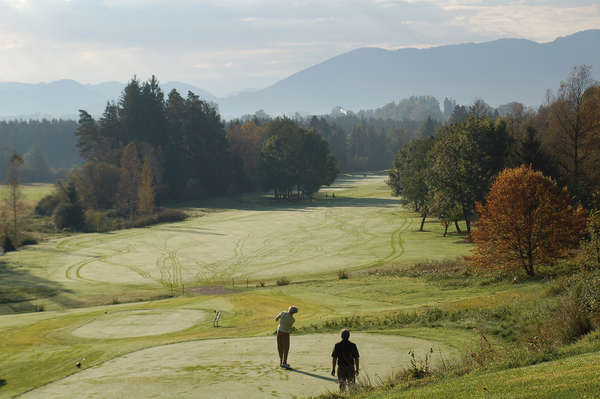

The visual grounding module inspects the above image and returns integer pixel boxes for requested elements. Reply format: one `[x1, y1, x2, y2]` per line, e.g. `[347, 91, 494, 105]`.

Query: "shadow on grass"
[177, 195, 402, 213]
[0, 379, 5, 388]
[288, 368, 338, 383]
[0, 260, 79, 314]
[154, 227, 226, 236]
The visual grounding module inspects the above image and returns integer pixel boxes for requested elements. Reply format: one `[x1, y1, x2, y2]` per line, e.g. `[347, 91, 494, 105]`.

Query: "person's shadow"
[287, 368, 337, 382]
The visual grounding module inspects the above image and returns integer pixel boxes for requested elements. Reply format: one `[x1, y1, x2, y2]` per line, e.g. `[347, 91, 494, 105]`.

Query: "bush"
[156, 208, 187, 223]
[3, 236, 15, 252]
[276, 277, 290, 286]
[18, 234, 38, 246]
[547, 271, 600, 343]
[54, 202, 85, 231]
[35, 194, 61, 216]
[131, 208, 187, 228]
[583, 210, 600, 269]
[84, 210, 115, 233]
[337, 270, 349, 279]
[554, 297, 594, 343]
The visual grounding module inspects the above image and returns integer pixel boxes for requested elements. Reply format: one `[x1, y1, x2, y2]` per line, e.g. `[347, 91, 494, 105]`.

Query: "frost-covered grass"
[0, 175, 472, 312]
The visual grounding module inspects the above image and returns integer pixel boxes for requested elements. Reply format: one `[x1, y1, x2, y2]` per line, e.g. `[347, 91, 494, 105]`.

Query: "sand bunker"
[71, 309, 207, 339]
[21, 333, 455, 399]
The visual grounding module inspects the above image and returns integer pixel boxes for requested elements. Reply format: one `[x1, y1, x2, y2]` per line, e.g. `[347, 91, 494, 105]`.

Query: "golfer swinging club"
[275, 305, 298, 368]
[331, 329, 360, 391]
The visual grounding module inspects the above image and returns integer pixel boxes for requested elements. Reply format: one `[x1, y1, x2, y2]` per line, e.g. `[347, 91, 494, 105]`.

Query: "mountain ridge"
[0, 29, 598, 119]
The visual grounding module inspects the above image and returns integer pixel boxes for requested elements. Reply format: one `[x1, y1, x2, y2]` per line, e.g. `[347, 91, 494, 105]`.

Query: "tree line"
[233, 111, 439, 174]
[388, 65, 600, 234]
[0, 119, 79, 182]
[59, 76, 339, 223]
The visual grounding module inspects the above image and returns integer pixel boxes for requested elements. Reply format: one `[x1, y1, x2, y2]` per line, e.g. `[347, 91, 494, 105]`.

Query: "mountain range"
[1, 29, 599, 120]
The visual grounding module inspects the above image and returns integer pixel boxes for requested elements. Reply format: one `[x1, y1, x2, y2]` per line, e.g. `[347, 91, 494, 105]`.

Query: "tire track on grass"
[64, 246, 133, 282]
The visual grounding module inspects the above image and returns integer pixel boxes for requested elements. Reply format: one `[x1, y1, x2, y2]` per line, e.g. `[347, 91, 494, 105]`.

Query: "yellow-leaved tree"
[473, 165, 586, 276]
[137, 158, 155, 215]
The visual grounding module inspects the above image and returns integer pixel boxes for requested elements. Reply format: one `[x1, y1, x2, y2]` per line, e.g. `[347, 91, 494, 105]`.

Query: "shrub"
[276, 277, 290, 286]
[84, 210, 115, 233]
[337, 270, 349, 279]
[3, 236, 16, 252]
[35, 194, 61, 216]
[406, 348, 432, 379]
[54, 202, 85, 231]
[131, 214, 156, 228]
[156, 208, 187, 223]
[583, 210, 600, 269]
[550, 271, 600, 343]
[18, 234, 38, 246]
[554, 297, 594, 343]
[131, 208, 187, 228]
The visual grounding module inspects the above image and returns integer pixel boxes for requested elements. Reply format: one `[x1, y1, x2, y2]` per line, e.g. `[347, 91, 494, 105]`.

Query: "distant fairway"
[0, 183, 55, 210]
[19, 333, 455, 399]
[2, 174, 470, 309]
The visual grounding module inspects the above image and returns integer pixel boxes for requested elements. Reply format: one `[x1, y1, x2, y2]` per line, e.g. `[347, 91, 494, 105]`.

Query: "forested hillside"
[0, 119, 80, 181]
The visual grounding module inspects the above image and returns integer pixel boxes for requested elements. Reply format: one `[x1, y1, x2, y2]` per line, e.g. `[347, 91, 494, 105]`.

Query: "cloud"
[0, 0, 597, 94]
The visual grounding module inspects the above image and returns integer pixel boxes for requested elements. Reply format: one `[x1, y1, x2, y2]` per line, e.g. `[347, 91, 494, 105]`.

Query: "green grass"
[354, 350, 600, 398]
[0, 175, 595, 398]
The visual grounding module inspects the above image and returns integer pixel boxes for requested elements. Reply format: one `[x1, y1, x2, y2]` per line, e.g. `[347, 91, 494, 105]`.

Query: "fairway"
[19, 333, 455, 399]
[2, 174, 471, 310]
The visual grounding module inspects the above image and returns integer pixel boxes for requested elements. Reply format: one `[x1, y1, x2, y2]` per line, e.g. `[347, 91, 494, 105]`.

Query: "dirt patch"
[187, 286, 238, 296]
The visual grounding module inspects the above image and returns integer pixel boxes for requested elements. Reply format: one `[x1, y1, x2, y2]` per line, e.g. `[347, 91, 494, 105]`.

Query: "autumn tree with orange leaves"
[472, 165, 586, 276]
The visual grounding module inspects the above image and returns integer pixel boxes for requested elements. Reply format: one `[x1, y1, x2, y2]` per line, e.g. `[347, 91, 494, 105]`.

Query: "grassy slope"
[357, 351, 600, 398]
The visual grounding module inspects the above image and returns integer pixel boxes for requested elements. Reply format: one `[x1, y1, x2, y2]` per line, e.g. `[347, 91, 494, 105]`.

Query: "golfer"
[331, 329, 359, 391]
[275, 305, 298, 368]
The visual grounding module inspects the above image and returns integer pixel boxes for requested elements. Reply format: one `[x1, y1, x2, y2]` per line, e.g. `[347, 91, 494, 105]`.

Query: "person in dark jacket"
[331, 329, 359, 391]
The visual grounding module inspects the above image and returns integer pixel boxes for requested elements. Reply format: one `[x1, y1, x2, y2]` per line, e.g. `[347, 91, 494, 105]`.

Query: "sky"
[0, 0, 599, 96]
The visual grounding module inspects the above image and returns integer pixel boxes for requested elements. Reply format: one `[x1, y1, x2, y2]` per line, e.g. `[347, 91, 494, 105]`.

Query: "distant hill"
[0, 80, 216, 120]
[219, 29, 600, 116]
[0, 30, 598, 119]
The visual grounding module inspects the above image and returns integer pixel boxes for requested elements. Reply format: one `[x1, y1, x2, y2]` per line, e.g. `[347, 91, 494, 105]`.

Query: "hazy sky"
[0, 0, 598, 96]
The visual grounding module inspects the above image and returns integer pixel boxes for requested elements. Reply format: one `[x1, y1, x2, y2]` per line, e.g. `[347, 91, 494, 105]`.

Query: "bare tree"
[549, 65, 600, 201]
[4, 153, 24, 241]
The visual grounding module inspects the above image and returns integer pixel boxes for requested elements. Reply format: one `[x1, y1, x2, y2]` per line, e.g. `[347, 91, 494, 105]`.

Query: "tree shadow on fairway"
[287, 368, 338, 383]
[155, 227, 226, 236]
[184, 196, 402, 213]
[0, 379, 6, 388]
[0, 260, 80, 314]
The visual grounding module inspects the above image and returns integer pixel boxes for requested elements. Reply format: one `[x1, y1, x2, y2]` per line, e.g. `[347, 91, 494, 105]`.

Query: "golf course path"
[19, 333, 455, 399]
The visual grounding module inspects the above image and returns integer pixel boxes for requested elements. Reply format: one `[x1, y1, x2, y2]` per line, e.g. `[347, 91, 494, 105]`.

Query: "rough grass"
[351, 350, 600, 399]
